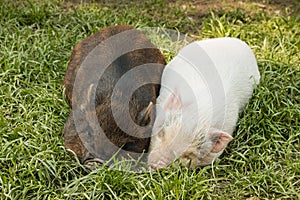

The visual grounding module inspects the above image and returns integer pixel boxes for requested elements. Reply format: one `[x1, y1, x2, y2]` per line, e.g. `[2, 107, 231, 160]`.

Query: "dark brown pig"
[63, 25, 165, 166]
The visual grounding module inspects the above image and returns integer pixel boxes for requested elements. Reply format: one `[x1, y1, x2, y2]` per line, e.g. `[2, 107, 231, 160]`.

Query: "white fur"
[148, 38, 260, 169]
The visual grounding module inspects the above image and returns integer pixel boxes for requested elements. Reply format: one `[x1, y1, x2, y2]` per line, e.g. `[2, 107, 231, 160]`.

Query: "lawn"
[0, 0, 299, 199]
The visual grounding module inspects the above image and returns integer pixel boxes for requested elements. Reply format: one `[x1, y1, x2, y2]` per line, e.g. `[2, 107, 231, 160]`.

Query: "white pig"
[148, 38, 260, 169]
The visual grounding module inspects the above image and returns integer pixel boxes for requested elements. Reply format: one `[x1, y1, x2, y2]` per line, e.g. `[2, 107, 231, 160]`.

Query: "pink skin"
[147, 38, 260, 169]
[147, 92, 233, 169]
[147, 111, 233, 169]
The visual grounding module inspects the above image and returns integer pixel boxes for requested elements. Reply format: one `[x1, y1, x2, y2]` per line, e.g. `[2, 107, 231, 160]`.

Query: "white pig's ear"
[163, 92, 181, 111]
[209, 129, 233, 153]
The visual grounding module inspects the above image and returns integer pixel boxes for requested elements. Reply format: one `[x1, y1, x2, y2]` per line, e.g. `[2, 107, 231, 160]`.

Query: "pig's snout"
[149, 161, 167, 170]
[148, 151, 174, 170]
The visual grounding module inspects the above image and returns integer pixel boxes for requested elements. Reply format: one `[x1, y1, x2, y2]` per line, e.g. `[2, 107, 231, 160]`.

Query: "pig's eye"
[157, 130, 165, 139]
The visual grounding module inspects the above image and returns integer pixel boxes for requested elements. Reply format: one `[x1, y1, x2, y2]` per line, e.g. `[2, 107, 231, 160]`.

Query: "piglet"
[147, 38, 260, 169]
[63, 25, 165, 166]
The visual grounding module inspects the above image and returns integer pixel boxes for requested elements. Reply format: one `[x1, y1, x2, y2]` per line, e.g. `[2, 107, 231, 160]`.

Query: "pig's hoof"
[83, 158, 105, 169]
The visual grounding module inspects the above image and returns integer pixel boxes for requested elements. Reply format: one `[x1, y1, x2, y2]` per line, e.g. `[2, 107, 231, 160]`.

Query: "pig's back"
[194, 38, 260, 110]
[196, 38, 260, 132]
[160, 37, 260, 133]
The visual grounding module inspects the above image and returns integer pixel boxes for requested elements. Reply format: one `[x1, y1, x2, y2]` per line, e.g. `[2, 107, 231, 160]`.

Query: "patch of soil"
[65, 0, 300, 16]
[165, 0, 299, 33]
[176, 0, 300, 18]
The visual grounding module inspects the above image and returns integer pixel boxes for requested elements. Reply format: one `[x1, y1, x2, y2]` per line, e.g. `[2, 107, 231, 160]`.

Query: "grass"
[0, 0, 299, 199]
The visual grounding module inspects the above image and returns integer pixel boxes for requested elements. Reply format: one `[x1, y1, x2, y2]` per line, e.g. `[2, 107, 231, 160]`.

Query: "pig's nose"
[148, 160, 168, 170]
[148, 150, 174, 170]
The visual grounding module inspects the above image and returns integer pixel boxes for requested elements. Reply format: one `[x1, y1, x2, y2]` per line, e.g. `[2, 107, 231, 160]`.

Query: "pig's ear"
[163, 92, 181, 111]
[209, 130, 233, 153]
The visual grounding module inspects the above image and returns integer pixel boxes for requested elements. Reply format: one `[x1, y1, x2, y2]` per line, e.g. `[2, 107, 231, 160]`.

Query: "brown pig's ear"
[138, 102, 154, 126]
[209, 130, 233, 153]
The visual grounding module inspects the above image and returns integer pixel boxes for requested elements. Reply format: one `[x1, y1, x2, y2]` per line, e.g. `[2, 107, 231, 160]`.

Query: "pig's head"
[147, 92, 233, 169]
